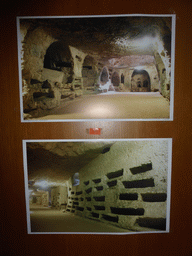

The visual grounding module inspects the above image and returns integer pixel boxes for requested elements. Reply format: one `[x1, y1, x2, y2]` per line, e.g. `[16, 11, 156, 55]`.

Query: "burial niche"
[121, 73, 124, 84]
[44, 41, 74, 83]
[131, 69, 151, 92]
[100, 67, 109, 84]
[111, 71, 120, 87]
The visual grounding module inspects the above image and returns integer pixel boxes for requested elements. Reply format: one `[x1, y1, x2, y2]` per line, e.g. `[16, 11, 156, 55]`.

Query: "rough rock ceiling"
[27, 141, 113, 186]
[21, 16, 171, 67]
[107, 55, 155, 69]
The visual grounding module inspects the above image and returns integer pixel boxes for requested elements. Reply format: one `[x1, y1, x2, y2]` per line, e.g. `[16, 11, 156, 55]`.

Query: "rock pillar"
[69, 46, 87, 89]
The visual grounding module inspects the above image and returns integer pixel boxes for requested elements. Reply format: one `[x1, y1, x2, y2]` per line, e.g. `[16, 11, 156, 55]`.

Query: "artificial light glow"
[115, 36, 157, 51]
[35, 180, 48, 188]
[34, 180, 67, 188]
[86, 104, 112, 118]
[137, 37, 156, 49]
[135, 66, 144, 70]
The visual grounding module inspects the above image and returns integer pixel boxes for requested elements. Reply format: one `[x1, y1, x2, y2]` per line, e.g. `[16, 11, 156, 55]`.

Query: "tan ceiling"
[27, 141, 114, 186]
[21, 16, 172, 67]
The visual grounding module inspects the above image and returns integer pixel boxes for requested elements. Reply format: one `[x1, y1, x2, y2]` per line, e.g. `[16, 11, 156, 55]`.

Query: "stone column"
[69, 46, 87, 89]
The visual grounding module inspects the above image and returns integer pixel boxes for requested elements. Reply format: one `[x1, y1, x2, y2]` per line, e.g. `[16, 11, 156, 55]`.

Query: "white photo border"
[23, 138, 172, 235]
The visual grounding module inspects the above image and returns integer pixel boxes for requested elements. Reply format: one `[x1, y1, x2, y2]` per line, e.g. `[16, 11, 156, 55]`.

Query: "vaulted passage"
[26, 140, 170, 233]
[111, 72, 120, 87]
[19, 15, 173, 120]
[131, 69, 151, 92]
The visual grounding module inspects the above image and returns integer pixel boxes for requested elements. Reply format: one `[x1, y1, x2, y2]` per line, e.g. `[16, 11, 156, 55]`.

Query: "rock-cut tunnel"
[19, 16, 172, 120]
[26, 140, 169, 233]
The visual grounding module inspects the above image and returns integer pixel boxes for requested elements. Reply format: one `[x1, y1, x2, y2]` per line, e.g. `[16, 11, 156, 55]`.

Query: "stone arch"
[100, 67, 109, 84]
[111, 71, 120, 87]
[22, 26, 56, 82]
[44, 41, 72, 70]
[131, 69, 151, 92]
[44, 41, 74, 84]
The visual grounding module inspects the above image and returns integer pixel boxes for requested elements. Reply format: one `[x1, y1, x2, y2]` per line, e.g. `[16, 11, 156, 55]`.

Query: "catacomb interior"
[18, 16, 173, 120]
[26, 140, 170, 233]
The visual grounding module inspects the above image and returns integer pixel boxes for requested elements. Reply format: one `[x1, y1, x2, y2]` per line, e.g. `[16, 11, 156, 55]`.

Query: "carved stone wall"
[65, 140, 169, 231]
[19, 17, 172, 118]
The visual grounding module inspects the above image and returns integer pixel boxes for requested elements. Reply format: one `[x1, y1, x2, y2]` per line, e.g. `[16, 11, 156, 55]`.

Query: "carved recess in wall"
[23, 139, 172, 234]
[17, 14, 176, 122]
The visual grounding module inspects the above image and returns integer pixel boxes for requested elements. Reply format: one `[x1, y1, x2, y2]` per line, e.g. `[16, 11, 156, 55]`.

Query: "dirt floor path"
[33, 92, 170, 120]
[30, 208, 131, 233]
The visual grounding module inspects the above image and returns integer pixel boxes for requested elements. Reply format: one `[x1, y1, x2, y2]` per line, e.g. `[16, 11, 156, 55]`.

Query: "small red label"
[89, 128, 101, 135]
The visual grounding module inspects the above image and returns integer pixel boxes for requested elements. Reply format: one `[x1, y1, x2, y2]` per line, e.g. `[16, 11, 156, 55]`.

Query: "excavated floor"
[32, 92, 170, 120]
[29, 207, 130, 233]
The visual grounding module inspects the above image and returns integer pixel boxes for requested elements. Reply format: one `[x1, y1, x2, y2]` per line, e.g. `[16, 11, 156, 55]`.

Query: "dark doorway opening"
[112, 72, 120, 87]
[44, 41, 74, 84]
[100, 67, 109, 84]
[131, 69, 151, 92]
[121, 73, 124, 84]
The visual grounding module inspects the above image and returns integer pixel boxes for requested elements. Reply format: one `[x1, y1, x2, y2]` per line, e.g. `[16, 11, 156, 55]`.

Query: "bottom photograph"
[23, 139, 172, 234]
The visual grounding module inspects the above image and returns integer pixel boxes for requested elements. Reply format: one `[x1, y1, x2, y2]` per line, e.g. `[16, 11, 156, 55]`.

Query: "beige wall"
[66, 140, 169, 231]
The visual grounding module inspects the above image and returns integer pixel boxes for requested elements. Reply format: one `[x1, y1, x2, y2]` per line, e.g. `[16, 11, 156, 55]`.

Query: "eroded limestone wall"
[154, 52, 171, 99]
[66, 140, 169, 231]
[69, 46, 87, 89]
[153, 35, 171, 100]
[22, 26, 56, 82]
[82, 56, 99, 89]
[21, 26, 86, 117]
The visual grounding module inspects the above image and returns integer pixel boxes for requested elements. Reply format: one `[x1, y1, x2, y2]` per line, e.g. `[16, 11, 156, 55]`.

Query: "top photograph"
[17, 14, 176, 122]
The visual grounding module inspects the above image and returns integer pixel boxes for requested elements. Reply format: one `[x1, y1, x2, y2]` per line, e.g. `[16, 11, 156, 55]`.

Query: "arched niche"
[100, 67, 109, 84]
[111, 71, 120, 87]
[44, 41, 74, 84]
[121, 73, 125, 84]
[131, 69, 151, 92]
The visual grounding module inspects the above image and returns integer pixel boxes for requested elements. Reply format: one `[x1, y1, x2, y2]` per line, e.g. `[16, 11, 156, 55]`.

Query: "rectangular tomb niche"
[17, 14, 176, 122]
[23, 138, 172, 234]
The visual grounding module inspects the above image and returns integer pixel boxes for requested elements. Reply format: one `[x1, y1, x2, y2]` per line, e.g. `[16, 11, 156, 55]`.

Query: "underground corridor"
[25, 140, 171, 233]
[18, 15, 173, 120]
